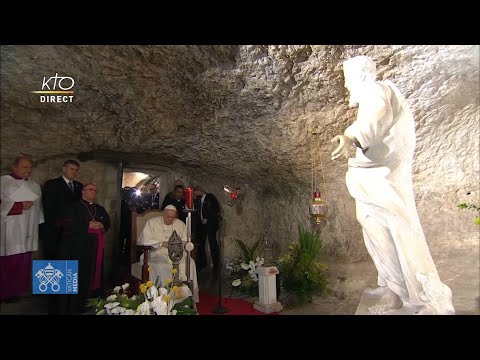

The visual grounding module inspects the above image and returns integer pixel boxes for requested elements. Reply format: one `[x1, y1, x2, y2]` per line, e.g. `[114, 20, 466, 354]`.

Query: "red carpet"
[196, 292, 277, 315]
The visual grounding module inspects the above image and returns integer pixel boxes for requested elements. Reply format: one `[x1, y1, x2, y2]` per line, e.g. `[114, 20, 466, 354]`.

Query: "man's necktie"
[68, 181, 74, 192]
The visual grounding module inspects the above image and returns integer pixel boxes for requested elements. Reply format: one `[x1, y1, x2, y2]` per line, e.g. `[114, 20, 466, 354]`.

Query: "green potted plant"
[277, 226, 328, 304]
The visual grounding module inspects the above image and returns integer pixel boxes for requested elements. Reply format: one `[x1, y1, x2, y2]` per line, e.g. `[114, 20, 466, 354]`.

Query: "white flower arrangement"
[88, 269, 196, 315]
[227, 256, 264, 297]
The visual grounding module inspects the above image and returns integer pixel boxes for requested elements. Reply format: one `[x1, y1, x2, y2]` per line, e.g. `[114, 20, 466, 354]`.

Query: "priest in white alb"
[137, 205, 199, 302]
[0, 155, 44, 302]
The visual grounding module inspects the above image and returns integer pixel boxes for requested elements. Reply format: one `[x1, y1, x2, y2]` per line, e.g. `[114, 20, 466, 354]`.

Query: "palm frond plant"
[234, 238, 261, 262]
[277, 226, 327, 304]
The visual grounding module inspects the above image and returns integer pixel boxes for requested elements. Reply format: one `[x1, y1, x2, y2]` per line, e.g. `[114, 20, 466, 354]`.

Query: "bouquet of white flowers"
[88, 269, 197, 315]
[225, 238, 265, 298]
[226, 256, 264, 297]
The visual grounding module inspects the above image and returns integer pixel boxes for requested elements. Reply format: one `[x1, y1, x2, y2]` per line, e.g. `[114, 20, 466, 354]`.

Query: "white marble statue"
[331, 55, 455, 315]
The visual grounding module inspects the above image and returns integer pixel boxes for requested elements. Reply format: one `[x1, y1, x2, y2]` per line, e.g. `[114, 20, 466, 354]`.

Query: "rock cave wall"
[1, 45, 478, 267]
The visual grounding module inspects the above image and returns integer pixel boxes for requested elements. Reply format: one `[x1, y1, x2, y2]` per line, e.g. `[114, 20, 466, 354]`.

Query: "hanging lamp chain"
[311, 132, 314, 194]
[318, 132, 327, 201]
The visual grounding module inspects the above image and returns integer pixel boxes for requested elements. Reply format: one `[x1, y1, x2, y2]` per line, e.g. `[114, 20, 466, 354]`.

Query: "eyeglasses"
[84, 188, 98, 192]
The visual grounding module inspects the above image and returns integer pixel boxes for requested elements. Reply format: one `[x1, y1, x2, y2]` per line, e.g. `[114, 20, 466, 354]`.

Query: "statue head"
[342, 55, 376, 107]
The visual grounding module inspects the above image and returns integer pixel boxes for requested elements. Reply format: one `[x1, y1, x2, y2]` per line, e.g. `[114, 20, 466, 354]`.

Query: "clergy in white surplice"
[0, 155, 44, 301]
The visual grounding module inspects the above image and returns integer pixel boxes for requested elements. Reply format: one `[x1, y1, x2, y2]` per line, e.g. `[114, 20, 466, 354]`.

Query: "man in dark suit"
[41, 159, 83, 260]
[193, 186, 221, 272]
[161, 184, 187, 223]
[142, 183, 160, 210]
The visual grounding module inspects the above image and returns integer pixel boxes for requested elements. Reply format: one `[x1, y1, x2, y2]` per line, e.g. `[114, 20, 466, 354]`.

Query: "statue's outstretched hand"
[331, 135, 355, 160]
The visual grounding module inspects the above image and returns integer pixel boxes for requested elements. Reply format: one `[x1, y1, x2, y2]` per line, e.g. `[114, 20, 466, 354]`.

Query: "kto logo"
[31, 73, 75, 103]
[33, 260, 78, 294]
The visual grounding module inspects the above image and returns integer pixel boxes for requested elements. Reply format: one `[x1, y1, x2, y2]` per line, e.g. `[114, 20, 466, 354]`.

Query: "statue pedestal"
[254, 266, 283, 314]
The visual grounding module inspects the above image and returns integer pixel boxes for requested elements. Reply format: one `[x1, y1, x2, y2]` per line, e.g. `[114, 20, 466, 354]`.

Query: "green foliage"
[87, 294, 144, 314]
[87, 291, 143, 315]
[277, 226, 328, 303]
[298, 226, 322, 263]
[458, 203, 480, 225]
[233, 238, 261, 262]
[172, 297, 196, 315]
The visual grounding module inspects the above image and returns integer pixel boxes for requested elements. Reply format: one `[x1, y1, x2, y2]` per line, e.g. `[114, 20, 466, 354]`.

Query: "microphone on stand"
[183, 186, 196, 311]
[212, 215, 228, 314]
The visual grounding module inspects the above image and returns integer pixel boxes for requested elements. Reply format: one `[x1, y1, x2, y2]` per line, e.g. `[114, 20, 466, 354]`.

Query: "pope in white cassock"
[331, 56, 455, 315]
[137, 204, 199, 303]
[0, 156, 44, 301]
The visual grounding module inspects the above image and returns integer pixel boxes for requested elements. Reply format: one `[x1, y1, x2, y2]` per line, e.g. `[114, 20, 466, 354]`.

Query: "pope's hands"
[22, 201, 33, 210]
[331, 135, 356, 160]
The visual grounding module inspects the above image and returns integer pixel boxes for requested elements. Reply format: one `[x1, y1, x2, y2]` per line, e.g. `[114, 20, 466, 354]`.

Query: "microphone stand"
[183, 207, 197, 312]
[212, 217, 228, 314]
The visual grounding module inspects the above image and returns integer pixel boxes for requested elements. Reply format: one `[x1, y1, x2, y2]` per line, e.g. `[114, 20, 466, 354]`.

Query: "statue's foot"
[365, 287, 403, 315]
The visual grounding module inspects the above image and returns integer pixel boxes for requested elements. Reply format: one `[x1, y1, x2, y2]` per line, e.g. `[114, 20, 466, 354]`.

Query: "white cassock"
[137, 216, 199, 302]
[343, 80, 454, 314]
[1, 175, 44, 256]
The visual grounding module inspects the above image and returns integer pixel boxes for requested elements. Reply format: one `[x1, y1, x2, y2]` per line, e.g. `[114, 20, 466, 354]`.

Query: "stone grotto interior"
[0, 45, 478, 315]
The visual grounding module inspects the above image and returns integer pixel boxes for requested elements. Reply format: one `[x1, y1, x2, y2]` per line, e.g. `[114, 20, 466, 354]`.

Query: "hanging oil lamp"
[308, 129, 327, 224]
[309, 190, 327, 224]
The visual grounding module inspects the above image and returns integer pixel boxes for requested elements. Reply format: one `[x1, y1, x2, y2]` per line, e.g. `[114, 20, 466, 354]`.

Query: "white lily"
[113, 286, 122, 293]
[159, 287, 168, 296]
[121, 283, 130, 292]
[146, 286, 159, 300]
[151, 297, 168, 315]
[137, 301, 151, 315]
[104, 302, 120, 315]
[111, 306, 126, 315]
